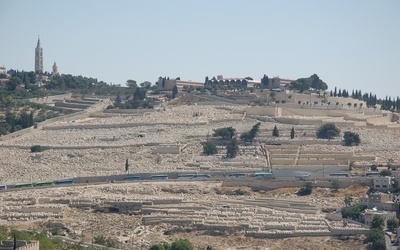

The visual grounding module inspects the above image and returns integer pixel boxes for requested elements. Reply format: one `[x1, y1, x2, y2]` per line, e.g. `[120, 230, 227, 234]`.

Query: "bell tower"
[35, 36, 43, 74]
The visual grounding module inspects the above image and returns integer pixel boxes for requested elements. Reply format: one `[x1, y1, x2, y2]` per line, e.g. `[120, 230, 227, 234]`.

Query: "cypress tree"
[290, 127, 295, 139]
[125, 159, 129, 172]
[226, 138, 239, 158]
[272, 125, 279, 137]
[172, 85, 178, 98]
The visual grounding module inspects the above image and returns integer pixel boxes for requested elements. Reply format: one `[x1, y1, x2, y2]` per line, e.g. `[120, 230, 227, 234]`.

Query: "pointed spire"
[37, 35, 41, 48]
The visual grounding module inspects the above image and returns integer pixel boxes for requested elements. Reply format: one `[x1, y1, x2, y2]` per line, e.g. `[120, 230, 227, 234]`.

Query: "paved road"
[385, 234, 398, 250]
[272, 165, 349, 178]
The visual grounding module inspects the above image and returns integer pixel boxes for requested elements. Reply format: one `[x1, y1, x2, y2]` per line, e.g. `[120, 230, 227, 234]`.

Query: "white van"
[295, 172, 311, 179]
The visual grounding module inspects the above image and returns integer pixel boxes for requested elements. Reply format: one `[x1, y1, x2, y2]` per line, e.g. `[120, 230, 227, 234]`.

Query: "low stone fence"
[54, 102, 91, 109]
[0, 127, 34, 142]
[245, 229, 370, 238]
[222, 178, 372, 191]
[103, 109, 158, 114]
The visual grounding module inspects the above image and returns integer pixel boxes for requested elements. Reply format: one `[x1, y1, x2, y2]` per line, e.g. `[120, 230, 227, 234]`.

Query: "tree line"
[331, 86, 400, 111]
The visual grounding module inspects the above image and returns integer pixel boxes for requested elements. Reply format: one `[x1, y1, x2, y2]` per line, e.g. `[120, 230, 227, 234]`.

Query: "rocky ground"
[3, 182, 369, 250]
[1, 103, 399, 184]
[0, 98, 396, 249]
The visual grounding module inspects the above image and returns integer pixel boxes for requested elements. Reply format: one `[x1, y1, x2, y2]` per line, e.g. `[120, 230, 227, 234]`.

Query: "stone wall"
[0, 127, 34, 142]
[0, 241, 39, 250]
[366, 114, 392, 125]
[244, 107, 280, 116]
[222, 179, 372, 191]
[103, 109, 157, 114]
[17, 241, 39, 250]
[22, 93, 72, 104]
[152, 145, 184, 154]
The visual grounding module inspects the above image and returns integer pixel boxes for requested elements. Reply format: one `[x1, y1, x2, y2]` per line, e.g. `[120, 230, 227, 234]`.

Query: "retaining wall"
[244, 107, 280, 116]
[222, 179, 372, 191]
[366, 114, 392, 125]
[103, 109, 157, 114]
[152, 145, 184, 154]
[54, 102, 91, 109]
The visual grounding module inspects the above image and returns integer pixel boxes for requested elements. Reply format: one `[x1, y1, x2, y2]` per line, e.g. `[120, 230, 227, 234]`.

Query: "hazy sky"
[1, 0, 399, 98]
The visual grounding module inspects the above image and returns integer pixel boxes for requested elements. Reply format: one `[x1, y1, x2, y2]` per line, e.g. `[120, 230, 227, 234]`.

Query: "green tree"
[140, 81, 152, 89]
[170, 239, 194, 250]
[31, 145, 46, 152]
[316, 123, 340, 139]
[290, 127, 295, 139]
[133, 87, 147, 101]
[203, 141, 218, 155]
[114, 93, 122, 108]
[297, 182, 313, 196]
[380, 170, 392, 176]
[125, 158, 129, 172]
[240, 122, 261, 142]
[310, 74, 328, 90]
[6, 77, 21, 91]
[341, 205, 366, 220]
[331, 179, 339, 191]
[226, 138, 239, 158]
[371, 215, 384, 230]
[289, 78, 311, 93]
[261, 74, 269, 88]
[343, 131, 361, 146]
[269, 92, 276, 101]
[344, 196, 353, 206]
[372, 239, 386, 250]
[387, 218, 399, 231]
[272, 125, 279, 137]
[213, 127, 236, 140]
[126, 79, 137, 89]
[367, 228, 385, 243]
[172, 85, 178, 99]
[149, 242, 170, 250]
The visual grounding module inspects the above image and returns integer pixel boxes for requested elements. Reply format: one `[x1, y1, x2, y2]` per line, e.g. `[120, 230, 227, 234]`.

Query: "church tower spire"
[35, 36, 43, 74]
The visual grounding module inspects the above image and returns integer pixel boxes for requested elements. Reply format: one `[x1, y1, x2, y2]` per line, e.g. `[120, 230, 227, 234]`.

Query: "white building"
[0, 65, 6, 75]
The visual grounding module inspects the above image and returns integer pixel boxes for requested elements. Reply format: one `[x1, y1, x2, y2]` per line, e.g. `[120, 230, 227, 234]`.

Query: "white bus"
[149, 175, 168, 180]
[254, 172, 273, 179]
[227, 173, 247, 178]
[329, 173, 349, 178]
[295, 172, 311, 179]
[177, 174, 195, 180]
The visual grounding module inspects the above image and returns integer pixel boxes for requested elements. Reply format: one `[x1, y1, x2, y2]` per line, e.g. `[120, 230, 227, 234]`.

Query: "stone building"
[157, 78, 204, 91]
[359, 192, 398, 211]
[373, 176, 393, 190]
[0, 65, 6, 75]
[206, 75, 260, 89]
[363, 209, 396, 228]
[0, 240, 39, 250]
[51, 62, 59, 77]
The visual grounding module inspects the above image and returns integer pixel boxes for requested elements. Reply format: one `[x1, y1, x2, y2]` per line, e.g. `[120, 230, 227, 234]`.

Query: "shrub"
[226, 138, 239, 158]
[203, 141, 218, 155]
[297, 182, 313, 196]
[213, 127, 236, 140]
[341, 205, 366, 220]
[387, 218, 399, 231]
[380, 170, 392, 176]
[316, 123, 340, 139]
[331, 180, 340, 191]
[343, 131, 361, 146]
[30, 145, 46, 153]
